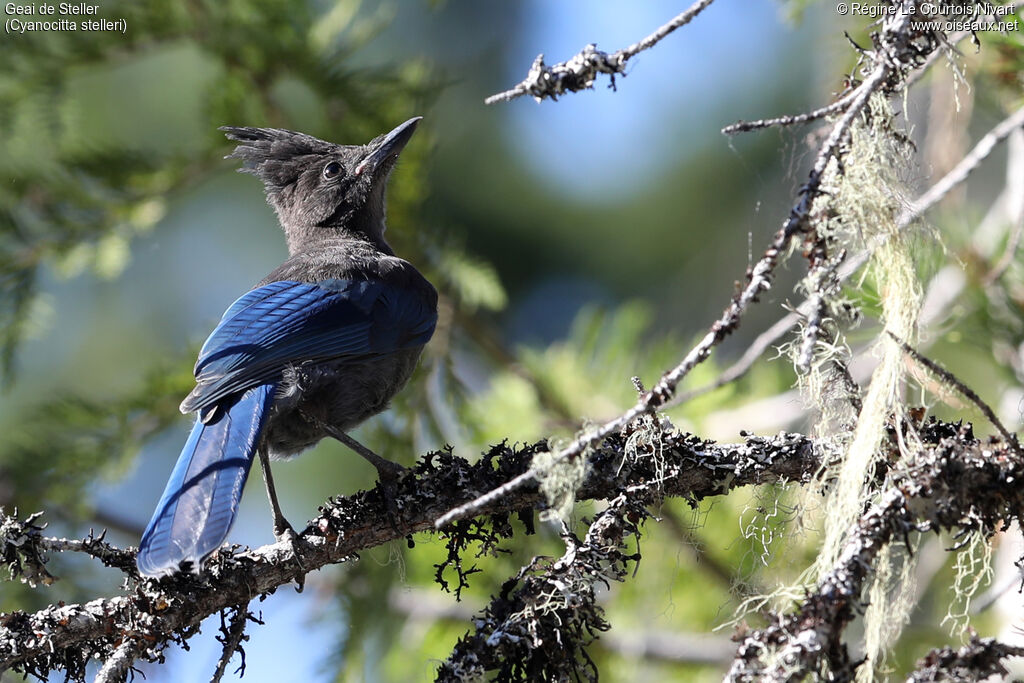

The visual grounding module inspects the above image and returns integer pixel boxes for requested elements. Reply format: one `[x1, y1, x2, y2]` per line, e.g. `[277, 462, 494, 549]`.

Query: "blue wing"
[180, 279, 436, 414]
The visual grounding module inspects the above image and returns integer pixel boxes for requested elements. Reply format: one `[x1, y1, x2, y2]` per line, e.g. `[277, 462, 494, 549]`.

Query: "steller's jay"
[136, 118, 437, 577]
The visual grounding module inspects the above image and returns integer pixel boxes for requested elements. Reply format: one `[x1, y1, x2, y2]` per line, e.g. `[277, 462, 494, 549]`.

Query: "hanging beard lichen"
[798, 93, 925, 680]
[942, 529, 994, 637]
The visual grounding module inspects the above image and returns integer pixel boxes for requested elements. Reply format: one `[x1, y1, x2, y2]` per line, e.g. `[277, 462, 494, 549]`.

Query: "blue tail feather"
[137, 383, 276, 577]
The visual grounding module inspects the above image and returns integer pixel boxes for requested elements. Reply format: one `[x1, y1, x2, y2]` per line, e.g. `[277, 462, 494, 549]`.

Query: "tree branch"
[0, 430, 819, 680]
[0, 511, 137, 587]
[722, 89, 860, 136]
[93, 637, 141, 683]
[436, 2, 936, 529]
[906, 635, 1024, 682]
[210, 606, 253, 683]
[722, 29, 974, 136]
[898, 104, 1024, 229]
[727, 420, 1024, 680]
[888, 331, 1022, 456]
[484, 0, 716, 104]
[685, 100, 1024, 403]
[438, 495, 642, 681]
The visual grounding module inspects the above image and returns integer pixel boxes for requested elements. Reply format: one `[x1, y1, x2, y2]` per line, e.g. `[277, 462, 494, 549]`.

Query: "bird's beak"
[354, 117, 422, 176]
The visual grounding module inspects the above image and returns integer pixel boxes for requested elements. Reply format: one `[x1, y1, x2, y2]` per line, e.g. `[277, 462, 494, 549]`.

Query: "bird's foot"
[273, 515, 297, 543]
[273, 515, 306, 575]
[322, 427, 407, 532]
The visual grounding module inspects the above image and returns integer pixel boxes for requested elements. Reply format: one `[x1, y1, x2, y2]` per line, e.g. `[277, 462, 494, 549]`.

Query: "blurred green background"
[1, 0, 1022, 681]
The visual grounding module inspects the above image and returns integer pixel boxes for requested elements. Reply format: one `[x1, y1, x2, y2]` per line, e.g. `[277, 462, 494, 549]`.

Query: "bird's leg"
[332, 431, 405, 480]
[257, 446, 297, 542]
[320, 425, 405, 530]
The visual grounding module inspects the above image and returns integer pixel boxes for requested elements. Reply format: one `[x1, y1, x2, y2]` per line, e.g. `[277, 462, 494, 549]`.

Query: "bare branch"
[722, 89, 860, 136]
[676, 311, 799, 403]
[484, 0, 716, 104]
[617, 0, 716, 60]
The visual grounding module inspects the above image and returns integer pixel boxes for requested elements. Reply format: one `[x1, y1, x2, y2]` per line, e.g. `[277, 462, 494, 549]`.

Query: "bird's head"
[221, 117, 422, 254]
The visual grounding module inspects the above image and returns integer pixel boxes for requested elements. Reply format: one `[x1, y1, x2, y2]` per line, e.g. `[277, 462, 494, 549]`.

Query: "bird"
[136, 117, 437, 578]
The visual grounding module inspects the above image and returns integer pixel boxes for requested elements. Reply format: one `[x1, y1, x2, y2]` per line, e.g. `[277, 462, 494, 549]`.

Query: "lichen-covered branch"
[722, 29, 975, 136]
[906, 635, 1024, 682]
[727, 420, 1024, 681]
[92, 638, 142, 683]
[0, 429, 819, 681]
[888, 331, 1023, 456]
[435, 427, 812, 681]
[484, 0, 716, 104]
[210, 606, 255, 683]
[0, 511, 137, 587]
[722, 89, 860, 136]
[437, 494, 646, 682]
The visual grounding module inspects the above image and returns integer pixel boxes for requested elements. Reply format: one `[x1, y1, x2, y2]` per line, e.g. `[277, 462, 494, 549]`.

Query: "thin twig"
[37, 532, 139, 573]
[724, 30, 971, 136]
[897, 104, 1024, 229]
[722, 89, 859, 136]
[983, 197, 1024, 285]
[887, 331, 1022, 457]
[618, 0, 716, 60]
[484, 0, 716, 104]
[676, 311, 799, 403]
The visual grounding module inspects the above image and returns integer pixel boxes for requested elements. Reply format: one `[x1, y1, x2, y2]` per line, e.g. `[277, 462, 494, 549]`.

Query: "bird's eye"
[323, 161, 343, 179]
